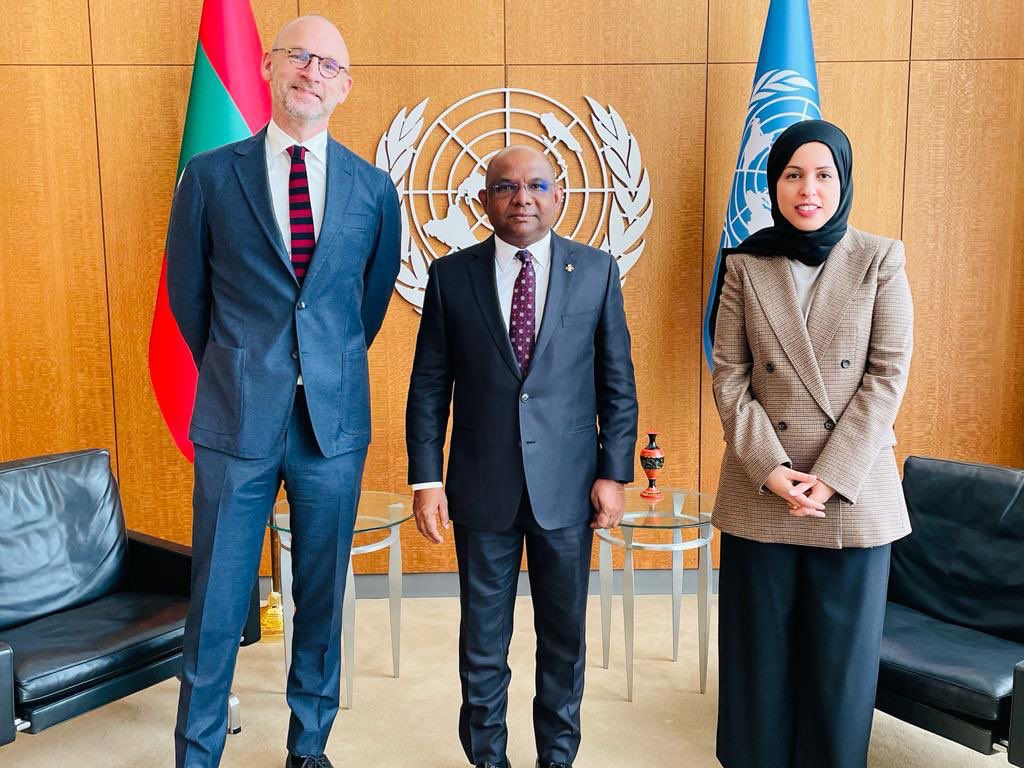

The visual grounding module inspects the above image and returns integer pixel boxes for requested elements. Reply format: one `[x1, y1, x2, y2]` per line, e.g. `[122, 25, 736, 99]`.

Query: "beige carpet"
[3, 595, 1009, 767]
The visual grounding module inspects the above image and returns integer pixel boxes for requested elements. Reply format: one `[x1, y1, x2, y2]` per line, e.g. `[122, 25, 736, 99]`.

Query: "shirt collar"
[265, 119, 329, 164]
[493, 231, 552, 273]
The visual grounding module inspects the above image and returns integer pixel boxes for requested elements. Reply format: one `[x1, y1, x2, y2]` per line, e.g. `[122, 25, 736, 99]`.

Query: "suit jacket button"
[778, 420, 788, 431]
[520, 393, 529, 403]
[840, 359, 850, 368]
[824, 419, 835, 431]
[765, 362, 775, 373]
[297, 301, 307, 310]
[291, 350, 299, 360]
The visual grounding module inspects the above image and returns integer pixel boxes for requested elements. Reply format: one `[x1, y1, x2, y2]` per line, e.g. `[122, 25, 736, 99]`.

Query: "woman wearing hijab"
[710, 120, 914, 768]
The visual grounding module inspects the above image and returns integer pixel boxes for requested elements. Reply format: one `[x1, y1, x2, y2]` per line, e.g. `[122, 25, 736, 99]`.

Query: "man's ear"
[335, 74, 354, 106]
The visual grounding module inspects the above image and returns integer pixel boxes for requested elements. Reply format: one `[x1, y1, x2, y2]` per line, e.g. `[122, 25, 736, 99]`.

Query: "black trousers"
[716, 532, 891, 768]
[454, 493, 593, 766]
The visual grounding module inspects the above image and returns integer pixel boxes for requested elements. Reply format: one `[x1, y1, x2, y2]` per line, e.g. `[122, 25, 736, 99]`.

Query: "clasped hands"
[765, 465, 835, 518]
[412, 479, 625, 542]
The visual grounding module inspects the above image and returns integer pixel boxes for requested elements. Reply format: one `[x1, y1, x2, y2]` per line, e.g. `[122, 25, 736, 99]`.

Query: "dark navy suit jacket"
[167, 128, 400, 459]
[406, 234, 638, 531]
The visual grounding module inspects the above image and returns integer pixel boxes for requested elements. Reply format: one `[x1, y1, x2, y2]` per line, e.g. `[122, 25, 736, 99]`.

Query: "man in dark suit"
[406, 146, 638, 768]
[166, 15, 399, 768]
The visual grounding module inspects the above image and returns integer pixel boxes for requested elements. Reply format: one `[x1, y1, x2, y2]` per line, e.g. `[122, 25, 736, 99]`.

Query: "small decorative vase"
[639, 431, 665, 500]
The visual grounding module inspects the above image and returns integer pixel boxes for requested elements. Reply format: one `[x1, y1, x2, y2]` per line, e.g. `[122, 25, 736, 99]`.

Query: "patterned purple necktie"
[509, 249, 536, 374]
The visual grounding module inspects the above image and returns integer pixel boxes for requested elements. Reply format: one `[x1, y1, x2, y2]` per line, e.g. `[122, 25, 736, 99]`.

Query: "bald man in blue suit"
[167, 16, 399, 768]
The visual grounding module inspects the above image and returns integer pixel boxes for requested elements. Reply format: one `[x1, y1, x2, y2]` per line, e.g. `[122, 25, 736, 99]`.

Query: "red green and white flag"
[148, 0, 270, 461]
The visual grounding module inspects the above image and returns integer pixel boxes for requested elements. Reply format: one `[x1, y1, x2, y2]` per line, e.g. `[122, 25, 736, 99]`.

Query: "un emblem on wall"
[376, 88, 654, 312]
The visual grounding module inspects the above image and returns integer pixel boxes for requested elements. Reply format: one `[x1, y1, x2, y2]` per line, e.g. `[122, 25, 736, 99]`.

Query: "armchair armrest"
[1010, 659, 1023, 767]
[126, 530, 191, 598]
[241, 580, 261, 647]
[0, 641, 14, 746]
[124, 531, 261, 646]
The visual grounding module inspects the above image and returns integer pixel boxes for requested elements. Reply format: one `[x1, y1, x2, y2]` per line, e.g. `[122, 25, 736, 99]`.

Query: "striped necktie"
[287, 145, 314, 283]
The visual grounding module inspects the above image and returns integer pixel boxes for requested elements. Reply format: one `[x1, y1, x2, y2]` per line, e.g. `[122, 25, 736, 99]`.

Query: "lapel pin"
[565, 263, 575, 272]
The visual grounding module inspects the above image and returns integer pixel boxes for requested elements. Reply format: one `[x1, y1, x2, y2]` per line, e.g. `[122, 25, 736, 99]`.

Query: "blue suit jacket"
[166, 128, 400, 459]
[406, 234, 638, 531]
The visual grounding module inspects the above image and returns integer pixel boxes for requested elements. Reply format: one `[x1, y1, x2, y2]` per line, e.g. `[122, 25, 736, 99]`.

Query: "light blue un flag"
[702, 0, 821, 367]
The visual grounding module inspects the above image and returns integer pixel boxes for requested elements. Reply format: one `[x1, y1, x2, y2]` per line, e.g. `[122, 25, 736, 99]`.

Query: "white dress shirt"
[265, 120, 328, 385]
[411, 231, 554, 491]
[789, 259, 826, 322]
[265, 119, 328, 252]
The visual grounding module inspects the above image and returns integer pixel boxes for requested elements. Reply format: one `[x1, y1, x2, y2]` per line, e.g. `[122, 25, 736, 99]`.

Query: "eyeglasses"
[271, 47, 347, 79]
[487, 181, 553, 198]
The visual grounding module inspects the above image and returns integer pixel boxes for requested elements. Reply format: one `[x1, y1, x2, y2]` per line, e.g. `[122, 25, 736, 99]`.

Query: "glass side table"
[596, 487, 715, 701]
[269, 492, 412, 709]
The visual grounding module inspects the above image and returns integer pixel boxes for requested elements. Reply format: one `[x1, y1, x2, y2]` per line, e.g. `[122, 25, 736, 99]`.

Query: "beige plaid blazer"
[711, 227, 914, 549]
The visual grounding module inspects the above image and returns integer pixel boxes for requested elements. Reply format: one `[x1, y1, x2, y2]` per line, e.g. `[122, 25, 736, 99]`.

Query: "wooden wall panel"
[2, 0, 1021, 577]
[90, 0, 296, 64]
[818, 62, 909, 238]
[307, 0, 503, 65]
[0, 67, 116, 463]
[0, 0, 90, 64]
[709, 0, 911, 63]
[506, 0, 706, 64]
[912, 0, 1024, 61]
[94, 66, 195, 538]
[900, 60, 1024, 469]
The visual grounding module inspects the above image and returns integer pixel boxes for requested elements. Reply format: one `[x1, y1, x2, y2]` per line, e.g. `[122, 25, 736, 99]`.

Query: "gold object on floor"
[259, 591, 284, 641]
[260, 523, 285, 642]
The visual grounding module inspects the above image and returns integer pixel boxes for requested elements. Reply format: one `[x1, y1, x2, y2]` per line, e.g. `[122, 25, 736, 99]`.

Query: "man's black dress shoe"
[536, 762, 572, 768]
[476, 761, 511, 768]
[285, 754, 334, 768]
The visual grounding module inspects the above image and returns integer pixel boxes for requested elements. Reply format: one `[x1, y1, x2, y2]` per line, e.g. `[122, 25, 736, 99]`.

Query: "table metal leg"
[622, 527, 635, 702]
[599, 536, 612, 669]
[672, 526, 682, 662]
[697, 529, 711, 694]
[227, 691, 241, 735]
[388, 525, 402, 678]
[342, 559, 356, 709]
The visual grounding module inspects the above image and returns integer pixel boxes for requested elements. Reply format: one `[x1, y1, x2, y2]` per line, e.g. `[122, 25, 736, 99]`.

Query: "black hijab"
[708, 119, 854, 346]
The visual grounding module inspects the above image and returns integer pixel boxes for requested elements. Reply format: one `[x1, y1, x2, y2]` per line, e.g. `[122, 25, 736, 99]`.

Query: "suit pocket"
[340, 346, 370, 435]
[192, 342, 244, 434]
[562, 310, 598, 327]
[569, 421, 596, 434]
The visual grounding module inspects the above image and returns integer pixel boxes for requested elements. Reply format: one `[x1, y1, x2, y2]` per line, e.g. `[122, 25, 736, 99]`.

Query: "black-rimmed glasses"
[271, 47, 347, 79]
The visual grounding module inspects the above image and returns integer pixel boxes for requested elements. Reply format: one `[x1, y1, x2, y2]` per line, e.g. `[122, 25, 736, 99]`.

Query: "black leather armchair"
[0, 449, 260, 746]
[876, 455, 1024, 764]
